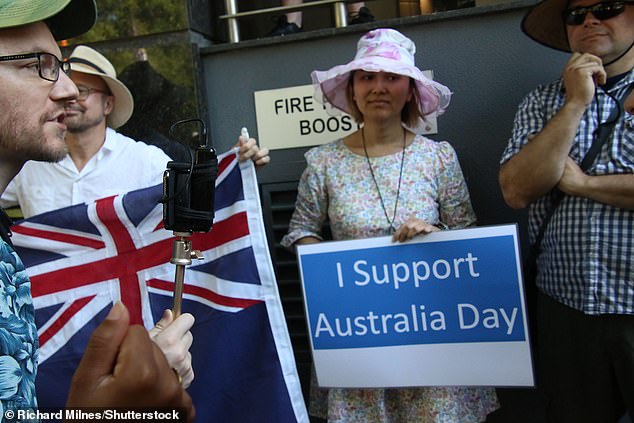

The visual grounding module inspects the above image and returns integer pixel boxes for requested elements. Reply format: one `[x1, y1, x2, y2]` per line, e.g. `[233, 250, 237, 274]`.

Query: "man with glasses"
[1, 44, 269, 219]
[1, 41, 269, 397]
[0, 45, 176, 219]
[0, 0, 194, 419]
[499, 0, 634, 421]
[1, 43, 198, 390]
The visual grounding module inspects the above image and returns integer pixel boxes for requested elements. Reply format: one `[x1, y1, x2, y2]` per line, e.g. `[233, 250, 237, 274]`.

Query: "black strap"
[532, 82, 634, 252]
[0, 208, 14, 247]
[67, 57, 108, 75]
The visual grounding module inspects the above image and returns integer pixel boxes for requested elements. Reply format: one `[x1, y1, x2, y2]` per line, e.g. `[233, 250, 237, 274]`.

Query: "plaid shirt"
[501, 69, 634, 315]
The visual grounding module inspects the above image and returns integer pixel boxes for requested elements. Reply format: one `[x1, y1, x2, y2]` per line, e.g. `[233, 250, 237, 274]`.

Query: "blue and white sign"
[297, 224, 534, 388]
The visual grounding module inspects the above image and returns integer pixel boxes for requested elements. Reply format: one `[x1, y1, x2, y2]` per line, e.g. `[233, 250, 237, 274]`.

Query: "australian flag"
[11, 149, 308, 422]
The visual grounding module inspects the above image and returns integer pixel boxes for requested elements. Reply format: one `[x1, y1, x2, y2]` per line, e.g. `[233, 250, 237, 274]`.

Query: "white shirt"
[1, 128, 171, 218]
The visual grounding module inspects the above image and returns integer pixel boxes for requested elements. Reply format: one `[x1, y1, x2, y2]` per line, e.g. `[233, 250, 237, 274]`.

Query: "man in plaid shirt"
[499, 0, 634, 421]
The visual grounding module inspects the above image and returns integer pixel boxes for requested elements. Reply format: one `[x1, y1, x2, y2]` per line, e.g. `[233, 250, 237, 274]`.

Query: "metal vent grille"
[260, 181, 312, 402]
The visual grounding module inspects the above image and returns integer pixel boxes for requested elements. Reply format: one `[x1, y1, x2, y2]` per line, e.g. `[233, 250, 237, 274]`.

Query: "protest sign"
[297, 225, 534, 388]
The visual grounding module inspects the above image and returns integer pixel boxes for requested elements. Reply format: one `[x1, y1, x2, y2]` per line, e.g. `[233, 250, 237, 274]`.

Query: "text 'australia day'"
[311, 251, 522, 344]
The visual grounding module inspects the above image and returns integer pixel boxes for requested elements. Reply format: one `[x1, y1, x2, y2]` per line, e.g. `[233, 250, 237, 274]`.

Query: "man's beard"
[0, 109, 68, 163]
[65, 108, 105, 134]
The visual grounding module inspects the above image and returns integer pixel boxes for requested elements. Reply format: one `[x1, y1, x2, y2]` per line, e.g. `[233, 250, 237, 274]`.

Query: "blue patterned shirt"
[0, 238, 39, 419]
[501, 70, 634, 315]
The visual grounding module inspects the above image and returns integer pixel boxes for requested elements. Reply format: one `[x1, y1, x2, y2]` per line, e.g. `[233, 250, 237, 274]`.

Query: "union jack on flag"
[11, 149, 308, 422]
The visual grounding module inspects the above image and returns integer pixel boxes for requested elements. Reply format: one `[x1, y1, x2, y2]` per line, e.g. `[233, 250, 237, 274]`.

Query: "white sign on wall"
[254, 71, 438, 151]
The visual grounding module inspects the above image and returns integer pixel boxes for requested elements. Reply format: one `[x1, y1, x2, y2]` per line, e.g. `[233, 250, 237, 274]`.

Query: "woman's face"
[352, 71, 412, 123]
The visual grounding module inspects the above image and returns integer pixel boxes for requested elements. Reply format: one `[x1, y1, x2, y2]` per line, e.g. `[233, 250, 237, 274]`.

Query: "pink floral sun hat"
[311, 28, 452, 123]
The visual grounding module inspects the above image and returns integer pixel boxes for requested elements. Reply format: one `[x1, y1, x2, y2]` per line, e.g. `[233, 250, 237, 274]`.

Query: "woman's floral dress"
[282, 135, 499, 423]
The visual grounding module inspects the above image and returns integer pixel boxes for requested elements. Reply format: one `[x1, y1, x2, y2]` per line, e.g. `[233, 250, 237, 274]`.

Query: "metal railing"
[220, 0, 359, 43]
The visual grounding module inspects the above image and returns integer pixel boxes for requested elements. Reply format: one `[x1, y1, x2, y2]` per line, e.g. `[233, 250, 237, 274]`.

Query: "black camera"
[162, 119, 218, 233]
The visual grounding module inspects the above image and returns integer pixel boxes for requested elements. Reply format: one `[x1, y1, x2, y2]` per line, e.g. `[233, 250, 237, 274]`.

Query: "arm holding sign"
[282, 151, 329, 247]
[436, 142, 477, 229]
[296, 236, 321, 245]
[392, 141, 476, 242]
[391, 217, 440, 242]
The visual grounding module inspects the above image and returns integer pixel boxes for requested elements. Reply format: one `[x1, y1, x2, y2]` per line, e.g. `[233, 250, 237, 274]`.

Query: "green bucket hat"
[0, 0, 97, 40]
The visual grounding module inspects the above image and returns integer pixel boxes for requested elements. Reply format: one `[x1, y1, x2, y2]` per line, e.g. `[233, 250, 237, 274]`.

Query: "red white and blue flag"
[11, 149, 308, 422]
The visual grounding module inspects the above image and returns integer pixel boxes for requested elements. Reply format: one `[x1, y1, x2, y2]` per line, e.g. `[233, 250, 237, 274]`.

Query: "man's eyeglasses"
[563, 0, 634, 26]
[0, 52, 70, 82]
[76, 86, 109, 101]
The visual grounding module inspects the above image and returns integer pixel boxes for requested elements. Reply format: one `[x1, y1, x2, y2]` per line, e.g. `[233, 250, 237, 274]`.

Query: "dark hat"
[0, 0, 97, 41]
[521, 0, 571, 52]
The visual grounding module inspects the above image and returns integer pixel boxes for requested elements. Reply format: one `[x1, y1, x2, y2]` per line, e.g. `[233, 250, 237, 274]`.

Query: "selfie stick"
[170, 231, 203, 317]
[170, 128, 243, 315]
[164, 118, 218, 318]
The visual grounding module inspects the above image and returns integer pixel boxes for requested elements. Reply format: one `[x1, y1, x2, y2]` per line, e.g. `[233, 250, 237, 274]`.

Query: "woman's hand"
[392, 217, 440, 243]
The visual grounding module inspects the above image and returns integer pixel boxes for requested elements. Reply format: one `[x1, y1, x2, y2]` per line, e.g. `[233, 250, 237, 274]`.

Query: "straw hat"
[521, 0, 572, 52]
[0, 0, 97, 41]
[311, 28, 452, 129]
[68, 45, 134, 129]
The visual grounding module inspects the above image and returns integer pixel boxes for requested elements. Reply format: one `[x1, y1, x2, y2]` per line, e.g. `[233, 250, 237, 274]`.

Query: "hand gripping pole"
[170, 232, 203, 317]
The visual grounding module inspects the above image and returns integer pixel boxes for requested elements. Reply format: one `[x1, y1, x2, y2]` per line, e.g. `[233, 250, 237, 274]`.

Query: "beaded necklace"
[361, 127, 406, 233]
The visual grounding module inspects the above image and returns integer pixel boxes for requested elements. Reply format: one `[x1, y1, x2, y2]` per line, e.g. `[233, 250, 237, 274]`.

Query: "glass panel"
[116, 43, 199, 157]
[74, 0, 189, 42]
[63, 41, 199, 158]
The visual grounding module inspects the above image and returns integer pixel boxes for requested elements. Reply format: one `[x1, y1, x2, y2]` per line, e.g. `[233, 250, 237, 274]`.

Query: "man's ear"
[103, 95, 115, 116]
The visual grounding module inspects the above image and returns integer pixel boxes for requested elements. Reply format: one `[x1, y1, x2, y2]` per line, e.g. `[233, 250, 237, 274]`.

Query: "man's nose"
[582, 10, 601, 26]
[51, 70, 79, 102]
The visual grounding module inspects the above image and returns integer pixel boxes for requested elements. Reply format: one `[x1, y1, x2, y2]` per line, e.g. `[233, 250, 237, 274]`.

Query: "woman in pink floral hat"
[282, 28, 499, 422]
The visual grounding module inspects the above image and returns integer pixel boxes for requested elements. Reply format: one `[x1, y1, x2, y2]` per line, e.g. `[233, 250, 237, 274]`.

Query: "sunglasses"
[563, 0, 634, 25]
